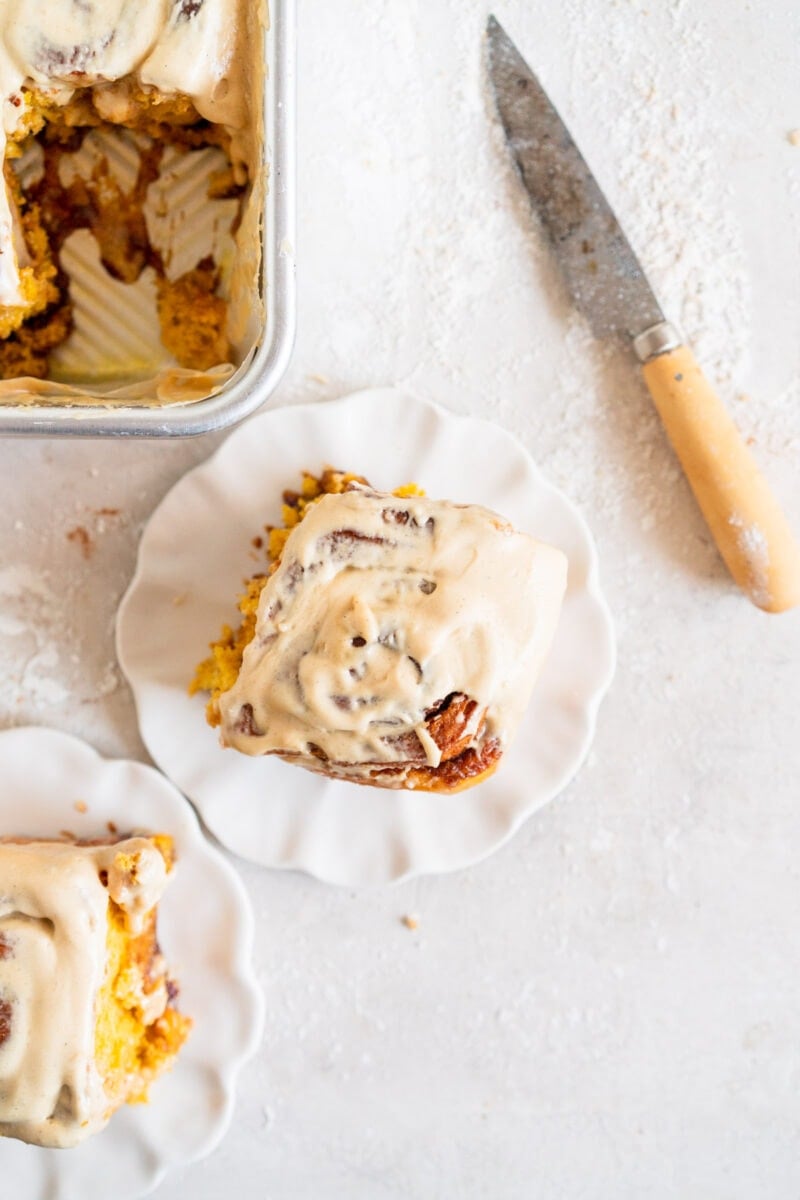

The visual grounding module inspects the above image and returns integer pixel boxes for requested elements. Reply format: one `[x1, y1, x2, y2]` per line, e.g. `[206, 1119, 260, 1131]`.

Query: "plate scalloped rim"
[117, 388, 616, 887]
[0, 725, 264, 1200]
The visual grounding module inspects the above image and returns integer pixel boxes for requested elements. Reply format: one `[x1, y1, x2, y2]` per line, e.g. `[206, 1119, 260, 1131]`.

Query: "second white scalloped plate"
[117, 389, 615, 886]
[0, 726, 263, 1200]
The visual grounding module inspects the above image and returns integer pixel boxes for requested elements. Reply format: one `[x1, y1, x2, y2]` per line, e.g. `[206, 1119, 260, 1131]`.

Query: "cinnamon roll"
[0, 834, 191, 1147]
[195, 472, 567, 793]
[0, 0, 256, 379]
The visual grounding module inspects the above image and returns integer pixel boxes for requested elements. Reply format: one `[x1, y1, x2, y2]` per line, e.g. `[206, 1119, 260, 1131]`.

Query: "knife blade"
[487, 14, 800, 613]
[487, 14, 665, 348]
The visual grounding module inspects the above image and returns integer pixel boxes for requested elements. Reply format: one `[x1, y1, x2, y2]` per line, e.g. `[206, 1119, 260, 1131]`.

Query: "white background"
[2, 1, 800, 1196]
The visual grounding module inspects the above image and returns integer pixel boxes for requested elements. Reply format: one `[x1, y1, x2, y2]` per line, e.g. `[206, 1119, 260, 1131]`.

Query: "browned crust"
[359, 734, 503, 793]
[408, 742, 502, 793]
[423, 693, 486, 764]
[273, 739, 502, 794]
[266, 696, 502, 794]
[0, 997, 11, 1047]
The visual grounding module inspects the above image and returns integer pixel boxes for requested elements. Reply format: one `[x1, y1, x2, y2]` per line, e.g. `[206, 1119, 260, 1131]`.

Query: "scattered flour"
[0, 540, 121, 726]
[296, 0, 799, 593]
[0, 566, 67, 712]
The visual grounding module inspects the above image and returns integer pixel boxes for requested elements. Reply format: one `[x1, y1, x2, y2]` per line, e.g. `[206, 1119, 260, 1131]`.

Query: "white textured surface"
[0, 0, 798, 1196]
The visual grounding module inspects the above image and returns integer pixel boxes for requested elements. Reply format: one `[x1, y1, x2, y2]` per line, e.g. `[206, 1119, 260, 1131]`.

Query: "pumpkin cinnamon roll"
[0, 834, 191, 1147]
[194, 471, 567, 793]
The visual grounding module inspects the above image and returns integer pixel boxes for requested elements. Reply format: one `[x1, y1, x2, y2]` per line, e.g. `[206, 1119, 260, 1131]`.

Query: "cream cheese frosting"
[218, 487, 568, 782]
[0, 0, 254, 307]
[0, 837, 170, 1148]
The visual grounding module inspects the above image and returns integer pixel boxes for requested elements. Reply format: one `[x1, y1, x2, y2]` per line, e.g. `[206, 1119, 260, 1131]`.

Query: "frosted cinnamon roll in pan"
[194, 471, 568, 792]
[0, 0, 262, 395]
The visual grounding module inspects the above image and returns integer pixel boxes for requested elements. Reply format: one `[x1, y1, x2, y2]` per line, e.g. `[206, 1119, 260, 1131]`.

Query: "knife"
[487, 15, 800, 613]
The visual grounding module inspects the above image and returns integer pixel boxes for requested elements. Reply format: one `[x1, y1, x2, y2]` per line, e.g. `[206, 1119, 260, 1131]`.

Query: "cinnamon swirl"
[195, 472, 567, 793]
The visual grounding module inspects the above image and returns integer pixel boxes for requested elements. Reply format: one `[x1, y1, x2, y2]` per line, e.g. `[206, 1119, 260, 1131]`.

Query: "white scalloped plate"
[0, 727, 263, 1200]
[117, 389, 615, 886]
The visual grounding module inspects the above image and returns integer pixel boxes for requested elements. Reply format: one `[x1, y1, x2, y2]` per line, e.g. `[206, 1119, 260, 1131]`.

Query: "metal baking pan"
[0, 0, 296, 438]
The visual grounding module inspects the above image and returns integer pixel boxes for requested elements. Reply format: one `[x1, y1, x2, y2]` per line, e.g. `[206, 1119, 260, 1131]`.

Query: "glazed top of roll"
[218, 486, 568, 774]
[0, 0, 254, 306]
[0, 837, 169, 1147]
[0, 0, 247, 127]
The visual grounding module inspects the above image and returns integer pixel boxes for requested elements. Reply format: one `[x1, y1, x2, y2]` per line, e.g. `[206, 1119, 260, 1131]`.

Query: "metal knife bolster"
[632, 321, 682, 363]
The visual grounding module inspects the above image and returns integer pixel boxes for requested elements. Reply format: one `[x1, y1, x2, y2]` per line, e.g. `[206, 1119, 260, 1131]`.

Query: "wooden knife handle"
[642, 345, 800, 613]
